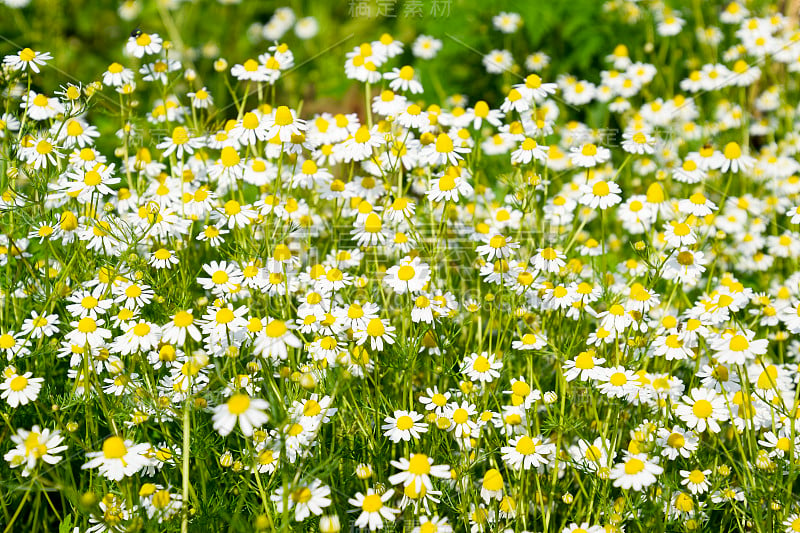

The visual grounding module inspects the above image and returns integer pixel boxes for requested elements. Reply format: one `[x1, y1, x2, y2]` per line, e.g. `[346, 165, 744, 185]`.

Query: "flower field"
[3, 0, 800, 532]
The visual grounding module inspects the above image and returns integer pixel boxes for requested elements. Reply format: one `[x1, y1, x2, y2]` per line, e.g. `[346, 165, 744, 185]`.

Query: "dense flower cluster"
[4, 1, 800, 532]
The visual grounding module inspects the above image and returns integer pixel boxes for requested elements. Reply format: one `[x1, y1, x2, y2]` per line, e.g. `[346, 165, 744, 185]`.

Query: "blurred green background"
[0, 0, 620, 108]
[1, 0, 783, 131]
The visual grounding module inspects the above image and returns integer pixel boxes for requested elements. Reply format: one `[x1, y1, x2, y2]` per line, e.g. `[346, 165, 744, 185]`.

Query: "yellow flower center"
[173, 311, 193, 327]
[677, 251, 694, 266]
[224, 200, 241, 215]
[397, 265, 415, 281]
[364, 213, 382, 233]
[10, 375, 28, 391]
[303, 400, 321, 417]
[473, 355, 490, 372]
[78, 317, 97, 333]
[483, 468, 504, 491]
[609, 372, 627, 386]
[723, 142, 742, 159]
[592, 181, 610, 196]
[220, 146, 240, 167]
[361, 494, 383, 513]
[435, 133, 453, 153]
[688, 470, 705, 484]
[515, 436, 537, 455]
[227, 393, 250, 415]
[216, 308, 234, 324]
[692, 399, 713, 418]
[265, 319, 287, 338]
[667, 433, 685, 448]
[408, 454, 430, 475]
[399, 65, 414, 80]
[102, 436, 128, 459]
[20, 48, 36, 62]
[291, 487, 312, 503]
[624, 458, 645, 475]
[489, 235, 507, 248]
[274, 106, 293, 126]
[366, 318, 385, 337]
[729, 335, 749, 351]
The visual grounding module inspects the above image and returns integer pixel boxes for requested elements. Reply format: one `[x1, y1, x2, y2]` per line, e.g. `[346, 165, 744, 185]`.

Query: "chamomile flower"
[1, 371, 43, 407]
[476, 234, 520, 261]
[231, 58, 268, 81]
[4, 47, 52, 73]
[253, 317, 302, 361]
[384, 66, 423, 94]
[446, 401, 478, 439]
[662, 249, 706, 286]
[511, 331, 548, 350]
[21, 91, 64, 121]
[102, 62, 135, 87]
[657, 426, 699, 460]
[680, 468, 712, 494]
[663, 221, 698, 248]
[349, 488, 399, 531]
[493, 12, 522, 33]
[676, 387, 730, 433]
[678, 192, 717, 217]
[212, 393, 269, 437]
[426, 166, 474, 202]
[389, 453, 450, 494]
[0, 331, 31, 360]
[271, 479, 332, 522]
[501, 434, 555, 470]
[126, 32, 162, 57]
[412, 35, 442, 59]
[483, 49, 514, 74]
[423, 133, 470, 166]
[156, 126, 204, 159]
[461, 352, 502, 383]
[113, 280, 154, 308]
[579, 179, 622, 209]
[4, 425, 67, 477]
[413, 516, 452, 533]
[531, 246, 566, 273]
[651, 332, 695, 361]
[514, 73, 557, 102]
[187, 87, 213, 108]
[563, 350, 605, 382]
[571, 143, 611, 167]
[82, 436, 151, 481]
[710, 328, 767, 365]
[264, 105, 307, 142]
[149, 248, 179, 269]
[621, 130, 656, 154]
[197, 224, 228, 246]
[20, 311, 59, 339]
[719, 141, 755, 173]
[113, 320, 161, 355]
[161, 310, 202, 345]
[610, 453, 663, 491]
[354, 317, 396, 351]
[511, 137, 549, 164]
[64, 317, 112, 348]
[198, 261, 244, 295]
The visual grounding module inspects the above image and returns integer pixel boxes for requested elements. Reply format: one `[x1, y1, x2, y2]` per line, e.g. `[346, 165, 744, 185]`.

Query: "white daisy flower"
[1, 371, 43, 407]
[212, 393, 270, 437]
[610, 453, 663, 491]
[82, 436, 151, 481]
